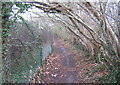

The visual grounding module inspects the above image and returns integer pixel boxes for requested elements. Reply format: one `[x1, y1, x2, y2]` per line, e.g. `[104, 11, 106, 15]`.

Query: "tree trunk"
[2, 2, 13, 83]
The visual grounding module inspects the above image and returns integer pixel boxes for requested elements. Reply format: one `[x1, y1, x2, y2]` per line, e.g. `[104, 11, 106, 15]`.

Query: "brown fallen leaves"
[30, 39, 108, 83]
[30, 53, 65, 83]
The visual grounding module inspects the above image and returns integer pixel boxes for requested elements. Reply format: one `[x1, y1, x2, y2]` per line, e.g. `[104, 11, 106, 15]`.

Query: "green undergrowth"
[71, 42, 120, 83]
[72, 43, 90, 59]
[64, 38, 68, 42]
[88, 57, 120, 83]
[41, 58, 47, 66]
[102, 63, 120, 84]
[91, 64, 106, 74]
[8, 46, 42, 83]
[73, 43, 82, 50]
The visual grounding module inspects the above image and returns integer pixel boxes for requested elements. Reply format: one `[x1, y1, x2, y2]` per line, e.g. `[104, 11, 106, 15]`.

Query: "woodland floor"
[31, 39, 108, 83]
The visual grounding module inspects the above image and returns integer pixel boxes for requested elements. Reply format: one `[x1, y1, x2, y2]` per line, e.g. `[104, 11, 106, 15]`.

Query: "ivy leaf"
[16, 3, 23, 8]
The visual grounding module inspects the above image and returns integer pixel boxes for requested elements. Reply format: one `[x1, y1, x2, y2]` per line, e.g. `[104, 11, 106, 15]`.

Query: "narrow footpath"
[31, 39, 107, 83]
[48, 39, 79, 83]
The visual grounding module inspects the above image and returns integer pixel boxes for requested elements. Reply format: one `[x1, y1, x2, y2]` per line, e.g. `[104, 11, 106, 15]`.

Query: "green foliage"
[91, 64, 106, 75]
[1, 1, 32, 56]
[84, 51, 90, 58]
[1, 2, 34, 83]
[72, 43, 90, 58]
[53, 25, 69, 39]
[15, 3, 32, 13]
[1, 2, 31, 56]
[41, 59, 47, 66]
[73, 44, 81, 50]
[102, 67, 120, 84]
[64, 38, 68, 41]
[9, 46, 43, 83]
[2, 32, 11, 38]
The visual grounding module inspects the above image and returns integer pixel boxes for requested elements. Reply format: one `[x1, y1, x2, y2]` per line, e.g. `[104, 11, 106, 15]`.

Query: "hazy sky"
[9, 0, 120, 2]
[34, 0, 120, 2]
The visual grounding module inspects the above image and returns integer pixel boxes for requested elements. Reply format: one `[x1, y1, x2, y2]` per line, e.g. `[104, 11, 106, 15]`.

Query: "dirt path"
[31, 39, 80, 83]
[52, 40, 79, 83]
[31, 39, 108, 83]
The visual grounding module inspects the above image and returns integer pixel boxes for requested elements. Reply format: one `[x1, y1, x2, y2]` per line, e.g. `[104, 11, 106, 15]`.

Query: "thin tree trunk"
[2, 2, 13, 83]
